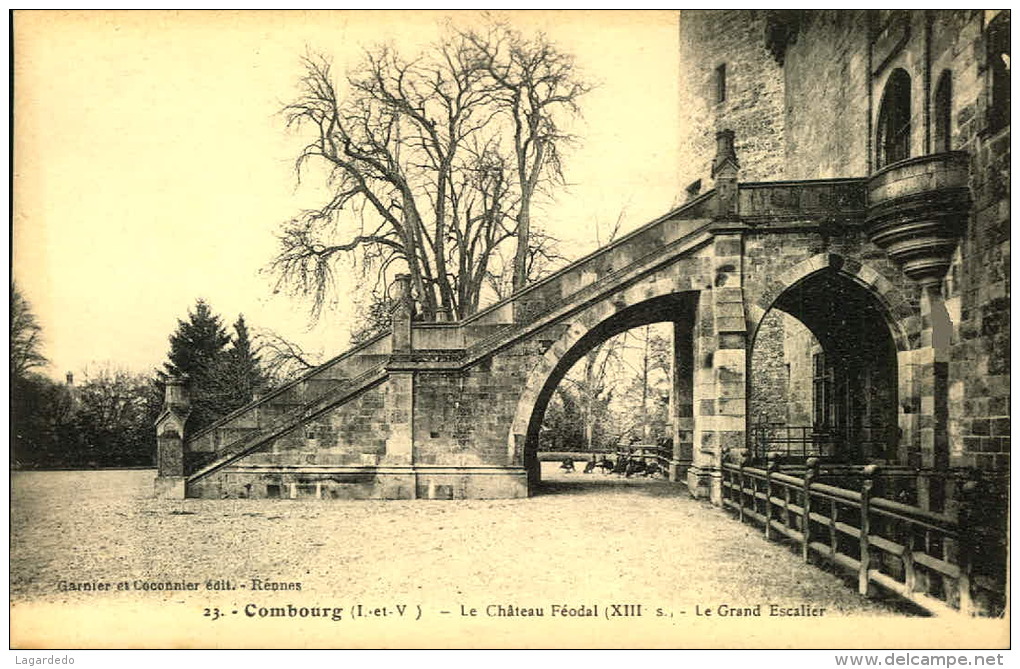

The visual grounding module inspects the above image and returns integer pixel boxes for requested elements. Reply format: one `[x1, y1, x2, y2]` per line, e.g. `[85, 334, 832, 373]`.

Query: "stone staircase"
[184, 333, 392, 483]
[178, 190, 720, 488]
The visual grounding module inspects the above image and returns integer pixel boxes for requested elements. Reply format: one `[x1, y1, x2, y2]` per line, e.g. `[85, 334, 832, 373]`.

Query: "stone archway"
[747, 253, 914, 350]
[747, 254, 913, 466]
[508, 291, 699, 489]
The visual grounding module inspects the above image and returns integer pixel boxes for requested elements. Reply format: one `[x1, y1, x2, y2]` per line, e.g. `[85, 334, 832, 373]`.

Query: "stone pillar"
[154, 375, 190, 499]
[688, 295, 717, 500]
[385, 274, 416, 495]
[687, 129, 748, 504]
[384, 372, 414, 465]
[897, 348, 921, 467]
[705, 233, 749, 505]
[391, 274, 413, 352]
[917, 285, 952, 510]
[669, 320, 695, 481]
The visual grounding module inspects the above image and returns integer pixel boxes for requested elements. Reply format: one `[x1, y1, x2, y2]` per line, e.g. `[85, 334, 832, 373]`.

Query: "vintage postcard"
[10, 10, 1010, 650]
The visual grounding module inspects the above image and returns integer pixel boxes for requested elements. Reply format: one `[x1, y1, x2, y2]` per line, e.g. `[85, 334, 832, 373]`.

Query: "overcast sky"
[14, 10, 681, 380]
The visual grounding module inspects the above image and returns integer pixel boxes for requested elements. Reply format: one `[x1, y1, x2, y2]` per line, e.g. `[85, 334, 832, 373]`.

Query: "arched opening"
[520, 293, 698, 490]
[986, 12, 1010, 133]
[933, 70, 953, 153]
[876, 68, 912, 169]
[749, 269, 899, 465]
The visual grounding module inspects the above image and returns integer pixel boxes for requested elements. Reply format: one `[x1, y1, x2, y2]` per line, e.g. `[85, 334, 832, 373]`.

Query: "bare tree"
[272, 21, 590, 323]
[484, 227, 567, 301]
[10, 282, 48, 379]
[611, 325, 672, 442]
[78, 364, 151, 436]
[255, 329, 322, 385]
[577, 338, 624, 450]
[461, 21, 592, 293]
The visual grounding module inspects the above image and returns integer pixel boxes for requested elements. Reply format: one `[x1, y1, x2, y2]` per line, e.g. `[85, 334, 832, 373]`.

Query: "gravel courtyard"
[16, 465, 992, 648]
[11, 466, 904, 606]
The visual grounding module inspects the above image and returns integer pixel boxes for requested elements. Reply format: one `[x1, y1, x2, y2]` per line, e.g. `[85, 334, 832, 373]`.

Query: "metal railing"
[720, 458, 1005, 616]
[750, 423, 893, 464]
[751, 424, 839, 460]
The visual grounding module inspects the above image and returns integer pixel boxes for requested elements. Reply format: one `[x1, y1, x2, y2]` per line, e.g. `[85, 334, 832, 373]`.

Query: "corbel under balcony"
[866, 152, 971, 288]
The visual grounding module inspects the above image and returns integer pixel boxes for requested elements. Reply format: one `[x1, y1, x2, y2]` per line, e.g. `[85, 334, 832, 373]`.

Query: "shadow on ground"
[533, 472, 689, 498]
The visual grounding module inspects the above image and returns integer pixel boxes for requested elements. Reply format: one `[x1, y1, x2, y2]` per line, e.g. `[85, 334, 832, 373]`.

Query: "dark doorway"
[749, 270, 899, 464]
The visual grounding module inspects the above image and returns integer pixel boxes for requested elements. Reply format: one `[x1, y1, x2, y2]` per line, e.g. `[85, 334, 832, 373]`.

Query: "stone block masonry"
[679, 10, 787, 189]
[161, 173, 986, 503]
[781, 11, 871, 178]
[160, 11, 1008, 504]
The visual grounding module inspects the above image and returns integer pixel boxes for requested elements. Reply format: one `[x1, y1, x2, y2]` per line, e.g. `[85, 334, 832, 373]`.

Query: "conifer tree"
[217, 315, 268, 413]
[158, 299, 232, 434]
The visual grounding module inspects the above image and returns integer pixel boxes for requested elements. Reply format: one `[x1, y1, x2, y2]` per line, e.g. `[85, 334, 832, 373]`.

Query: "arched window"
[987, 12, 1010, 132]
[933, 70, 953, 153]
[876, 69, 912, 169]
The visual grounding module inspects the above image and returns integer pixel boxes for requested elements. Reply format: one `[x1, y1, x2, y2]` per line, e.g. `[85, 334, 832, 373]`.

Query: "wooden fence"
[720, 458, 1005, 617]
[653, 445, 673, 472]
[617, 445, 673, 468]
[539, 445, 673, 474]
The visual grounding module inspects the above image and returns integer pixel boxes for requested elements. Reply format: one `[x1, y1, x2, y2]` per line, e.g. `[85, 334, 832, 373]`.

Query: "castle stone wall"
[782, 11, 871, 178]
[679, 10, 786, 190]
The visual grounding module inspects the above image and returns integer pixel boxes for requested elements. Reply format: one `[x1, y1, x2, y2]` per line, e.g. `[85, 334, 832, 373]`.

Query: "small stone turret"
[390, 274, 413, 353]
[154, 375, 191, 499]
[865, 152, 970, 288]
[712, 129, 740, 219]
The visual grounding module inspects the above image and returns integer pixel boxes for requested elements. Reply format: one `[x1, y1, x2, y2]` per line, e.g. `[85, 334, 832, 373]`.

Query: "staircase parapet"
[184, 331, 392, 448]
[738, 177, 869, 225]
[410, 322, 465, 350]
[461, 188, 717, 329]
[186, 364, 389, 483]
[462, 218, 716, 362]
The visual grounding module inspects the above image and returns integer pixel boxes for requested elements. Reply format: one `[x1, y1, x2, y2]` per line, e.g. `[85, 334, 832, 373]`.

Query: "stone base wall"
[185, 466, 528, 500]
[154, 476, 186, 499]
[412, 339, 550, 467]
[686, 464, 718, 501]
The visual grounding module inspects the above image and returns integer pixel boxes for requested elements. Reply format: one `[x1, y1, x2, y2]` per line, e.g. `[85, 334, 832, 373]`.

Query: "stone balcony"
[866, 152, 972, 287]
